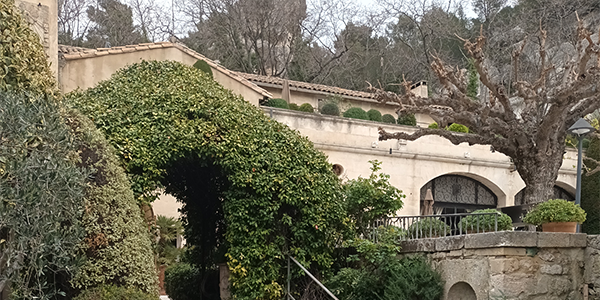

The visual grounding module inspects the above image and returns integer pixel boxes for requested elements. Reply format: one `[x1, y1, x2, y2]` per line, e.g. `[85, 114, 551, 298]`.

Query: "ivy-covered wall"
[67, 60, 349, 300]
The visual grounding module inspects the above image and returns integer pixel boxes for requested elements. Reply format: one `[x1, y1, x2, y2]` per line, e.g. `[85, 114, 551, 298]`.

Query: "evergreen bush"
[164, 263, 202, 300]
[367, 109, 382, 122]
[0, 92, 87, 298]
[265, 98, 289, 109]
[583, 136, 600, 234]
[447, 123, 469, 133]
[523, 199, 586, 226]
[65, 110, 158, 294]
[381, 114, 396, 124]
[288, 103, 299, 110]
[321, 103, 340, 116]
[0, 0, 56, 96]
[298, 103, 314, 113]
[459, 209, 513, 232]
[192, 60, 213, 79]
[398, 113, 417, 126]
[407, 218, 450, 238]
[428, 123, 439, 129]
[343, 107, 369, 120]
[73, 284, 157, 300]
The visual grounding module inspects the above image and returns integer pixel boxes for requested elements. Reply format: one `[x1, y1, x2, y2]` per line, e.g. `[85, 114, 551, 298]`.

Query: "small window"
[332, 164, 344, 176]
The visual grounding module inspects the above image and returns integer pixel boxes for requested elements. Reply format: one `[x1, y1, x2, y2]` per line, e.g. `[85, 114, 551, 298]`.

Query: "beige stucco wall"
[264, 107, 577, 216]
[59, 48, 265, 106]
[16, 0, 58, 78]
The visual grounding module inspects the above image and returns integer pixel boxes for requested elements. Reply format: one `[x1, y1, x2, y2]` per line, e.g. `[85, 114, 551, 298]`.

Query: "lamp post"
[567, 118, 595, 232]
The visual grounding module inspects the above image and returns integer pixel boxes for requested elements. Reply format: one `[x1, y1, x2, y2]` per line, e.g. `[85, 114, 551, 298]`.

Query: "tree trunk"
[513, 143, 566, 204]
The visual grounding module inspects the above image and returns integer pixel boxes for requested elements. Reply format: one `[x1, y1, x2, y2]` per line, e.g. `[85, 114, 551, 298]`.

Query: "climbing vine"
[67, 61, 349, 299]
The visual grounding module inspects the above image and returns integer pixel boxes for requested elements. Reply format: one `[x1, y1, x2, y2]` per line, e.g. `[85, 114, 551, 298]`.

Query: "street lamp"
[567, 118, 595, 232]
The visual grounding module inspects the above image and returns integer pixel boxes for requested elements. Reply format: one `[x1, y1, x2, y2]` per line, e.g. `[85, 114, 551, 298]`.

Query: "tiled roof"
[238, 73, 379, 100]
[58, 42, 272, 98]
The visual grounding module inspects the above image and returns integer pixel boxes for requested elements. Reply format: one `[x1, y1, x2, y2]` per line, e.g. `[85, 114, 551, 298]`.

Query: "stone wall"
[400, 232, 590, 300]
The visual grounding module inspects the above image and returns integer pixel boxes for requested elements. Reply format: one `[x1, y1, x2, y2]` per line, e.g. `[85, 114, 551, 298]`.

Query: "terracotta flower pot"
[541, 222, 577, 233]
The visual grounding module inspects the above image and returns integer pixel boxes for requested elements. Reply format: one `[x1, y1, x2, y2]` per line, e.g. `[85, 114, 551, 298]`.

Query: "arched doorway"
[420, 175, 498, 214]
[448, 282, 477, 300]
[514, 185, 574, 205]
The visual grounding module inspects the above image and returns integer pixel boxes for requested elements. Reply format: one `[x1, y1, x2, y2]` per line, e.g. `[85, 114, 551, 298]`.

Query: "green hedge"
[447, 123, 469, 133]
[583, 136, 600, 234]
[321, 103, 340, 116]
[288, 103, 299, 110]
[298, 103, 314, 113]
[66, 110, 158, 294]
[192, 60, 213, 79]
[367, 109, 382, 122]
[407, 218, 450, 238]
[459, 209, 513, 232]
[343, 107, 369, 120]
[382, 114, 396, 124]
[164, 263, 202, 300]
[265, 98, 289, 109]
[428, 123, 439, 129]
[73, 285, 158, 300]
[397, 113, 417, 126]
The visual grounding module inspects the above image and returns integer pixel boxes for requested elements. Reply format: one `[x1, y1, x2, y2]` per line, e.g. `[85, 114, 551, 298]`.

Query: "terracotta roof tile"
[238, 73, 378, 100]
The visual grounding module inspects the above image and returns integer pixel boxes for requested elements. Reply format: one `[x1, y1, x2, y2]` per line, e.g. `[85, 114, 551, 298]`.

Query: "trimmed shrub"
[382, 114, 396, 124]
[0, 92, 87, 299]
[192, 60, 213, 79]
[73, 285, 157, 300]
[459, 209, 513, 232]
[428, 123, 439, 129]
[288, 103, 299, 110]
[298, 103, 314, 113]
[164, 263, 203, 300]
[321, 103, 340, 116]
[583, 136, 600, 234]
[367, 109, 382, 122]
[397, 113, 417, 126]
[408, 218, 450, 238]
[343, 107, 369, 120]
[523, 199, 587, 226]
[447, 123, 469, 133]
[0, 0, 56, 96]
[265, 98, 289, 109]
[65, 110, 158, 294]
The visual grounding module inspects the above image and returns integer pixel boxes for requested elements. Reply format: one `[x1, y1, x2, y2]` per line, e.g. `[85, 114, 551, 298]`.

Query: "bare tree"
[368, 18, 600, 204]
[58, 0, 92, 45]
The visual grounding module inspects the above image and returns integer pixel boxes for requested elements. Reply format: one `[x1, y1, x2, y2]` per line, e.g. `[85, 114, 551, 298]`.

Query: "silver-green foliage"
[0, 92, 87, 299]
[65, 110, 158, 294]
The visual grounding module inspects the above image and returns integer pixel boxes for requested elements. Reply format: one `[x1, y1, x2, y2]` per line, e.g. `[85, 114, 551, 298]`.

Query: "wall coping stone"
[399, 231, 588, 253]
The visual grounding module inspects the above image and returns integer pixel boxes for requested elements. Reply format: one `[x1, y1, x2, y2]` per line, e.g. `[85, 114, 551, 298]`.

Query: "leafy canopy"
[67, 60, 348, 300]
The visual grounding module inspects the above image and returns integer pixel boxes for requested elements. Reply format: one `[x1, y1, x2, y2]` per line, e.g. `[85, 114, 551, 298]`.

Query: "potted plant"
[408, 218, 451, 238]
[459, 209, 513, 233]
[523, 199, 586, 232]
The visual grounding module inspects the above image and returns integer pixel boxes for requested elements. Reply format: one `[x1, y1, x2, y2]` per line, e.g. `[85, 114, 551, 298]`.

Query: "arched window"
[420, 175, 497, 214]
[514, 185, 574, 205]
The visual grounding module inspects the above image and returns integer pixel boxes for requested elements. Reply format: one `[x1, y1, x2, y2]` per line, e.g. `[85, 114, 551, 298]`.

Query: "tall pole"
[576, 135, 583, 233]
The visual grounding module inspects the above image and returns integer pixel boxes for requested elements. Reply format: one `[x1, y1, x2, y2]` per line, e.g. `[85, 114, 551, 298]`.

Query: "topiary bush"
[73, 284, 158, 300]
[164, 263, 202, 300]
[0, 92, 88, 299]
[367, 109, 382, 122]
[447, 123, 469, 133]
[192, 60, 213, 79]
[428, 122, 439, 129]
[407, 218, 451, 238]
[397, 113, 417, 126]
[459, 209, 513, 232]
[265, 98, 289, 109]
[0, 0, 56, 96]
[65, 110, 159, 294]
[298, 103, 314, 113]
[343, 107, 369, 120]
[382, 114, 396, 124]
[321, 103, 340, 116]
[523, 199, 587, 226]
[583, 136, 600, 234]
[288, 103, 299, 110]
[67, 61, 347, 300]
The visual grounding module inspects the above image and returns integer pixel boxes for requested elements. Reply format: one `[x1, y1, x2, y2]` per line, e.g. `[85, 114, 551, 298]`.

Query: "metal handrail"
[286, 256, 339, 300]
[371, 212, 503, 243]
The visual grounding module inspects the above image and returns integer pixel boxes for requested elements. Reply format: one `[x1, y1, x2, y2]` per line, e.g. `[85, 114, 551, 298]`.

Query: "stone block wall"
[400, 232, 589, 300]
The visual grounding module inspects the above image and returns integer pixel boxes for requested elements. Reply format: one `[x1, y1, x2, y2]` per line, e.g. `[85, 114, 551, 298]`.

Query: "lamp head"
[568, 118, 595, 136]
